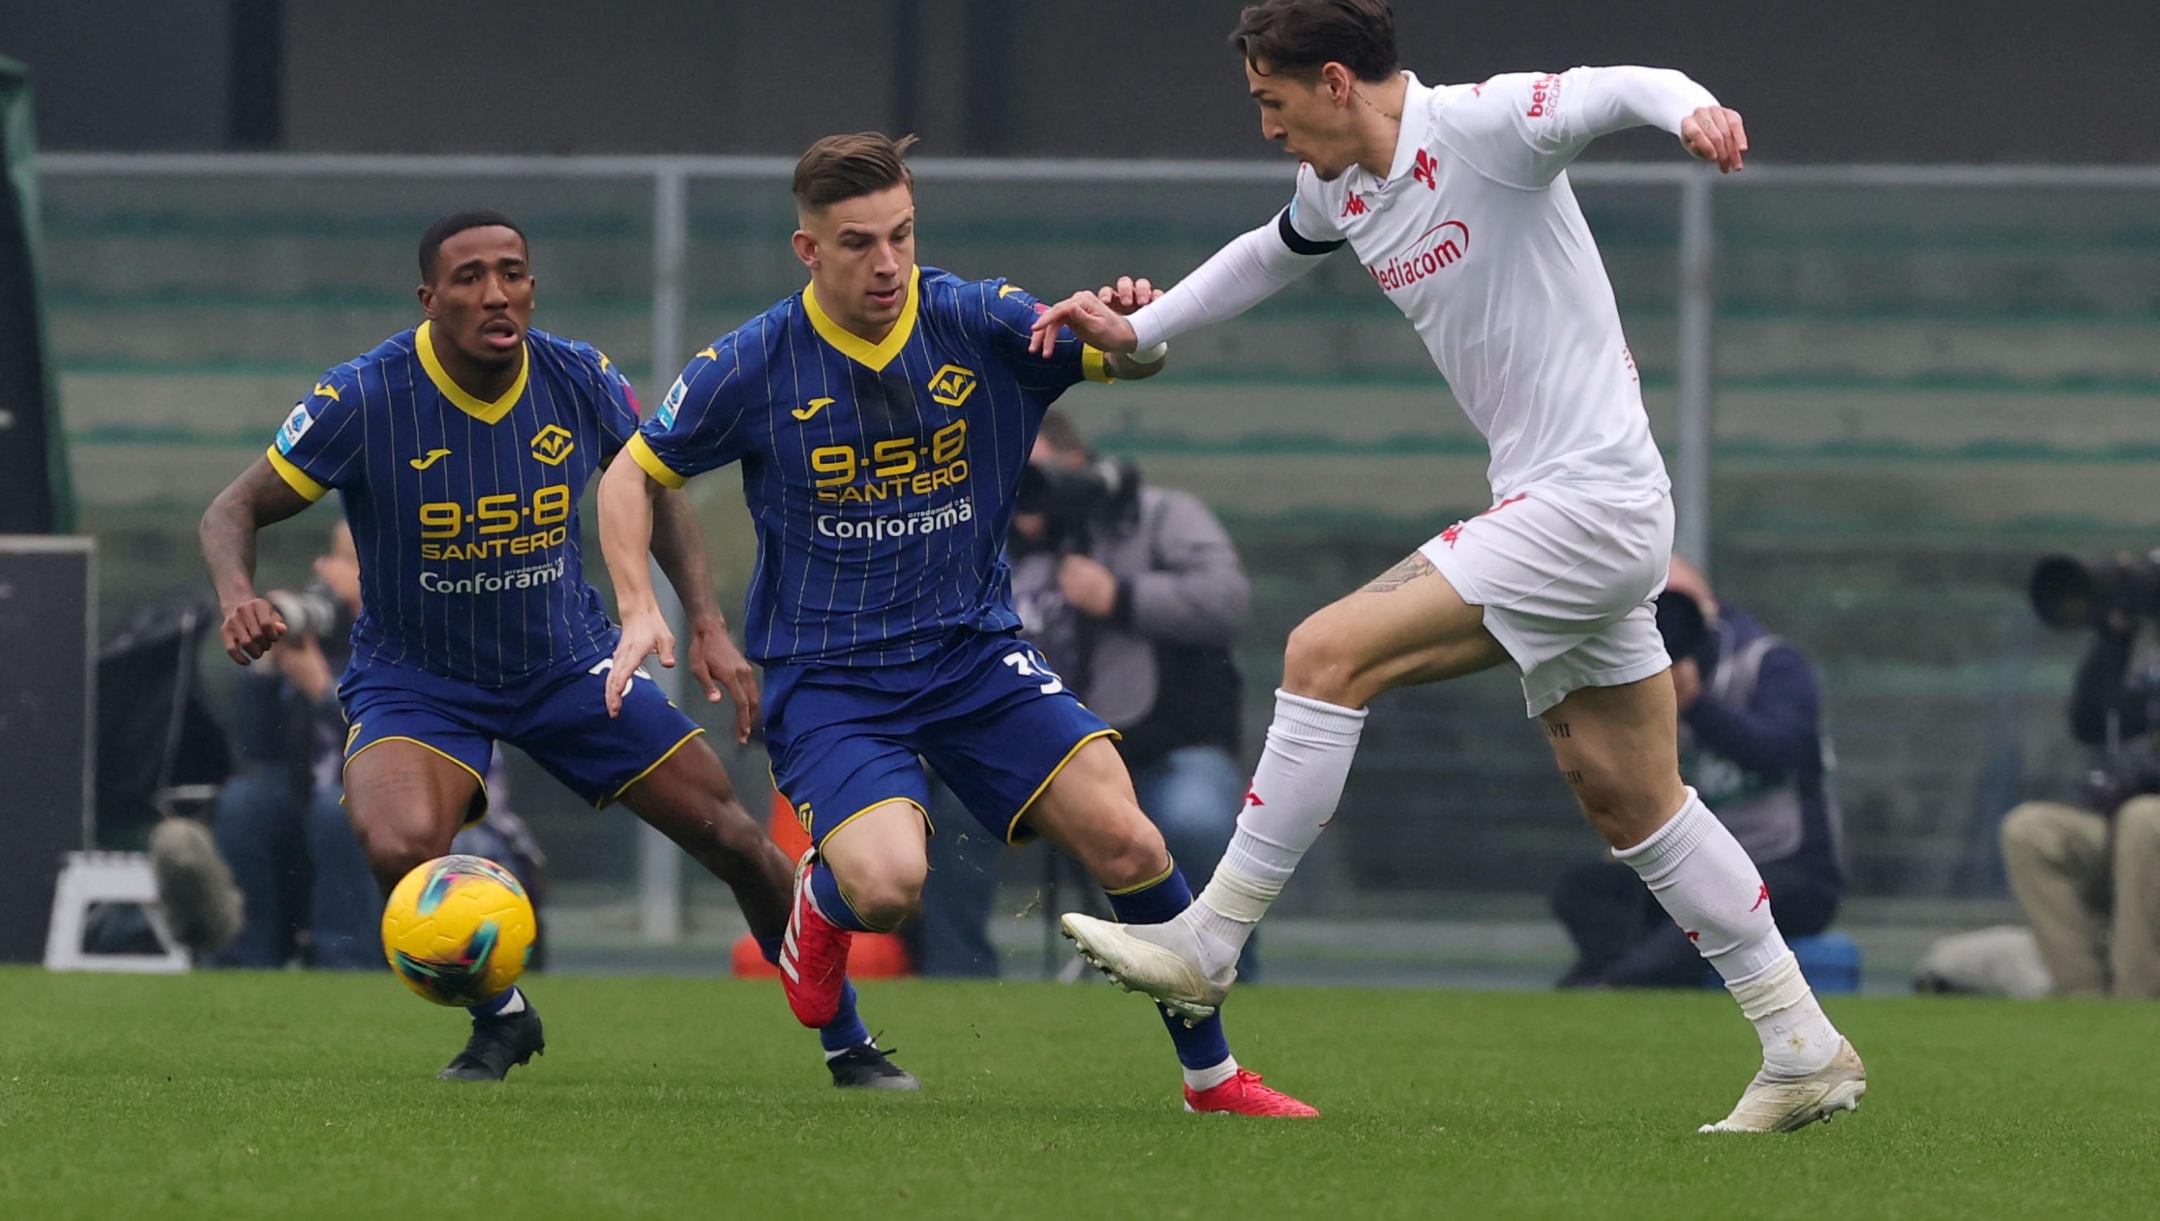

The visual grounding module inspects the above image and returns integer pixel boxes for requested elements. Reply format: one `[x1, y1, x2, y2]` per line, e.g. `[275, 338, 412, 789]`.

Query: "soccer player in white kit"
[1034, 0, 1866, 1133]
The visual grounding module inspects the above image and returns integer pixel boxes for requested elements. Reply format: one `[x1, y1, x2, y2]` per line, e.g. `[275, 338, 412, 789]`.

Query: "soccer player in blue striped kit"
[598, 133, 1316, 1116]
[201, 212, 909, 1088]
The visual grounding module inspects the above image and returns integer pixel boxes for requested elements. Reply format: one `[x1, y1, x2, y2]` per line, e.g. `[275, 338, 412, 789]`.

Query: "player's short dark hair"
[793, 132, 919, 212]
[1231, 0, 1399, 84]
[418, 210, 526, 283]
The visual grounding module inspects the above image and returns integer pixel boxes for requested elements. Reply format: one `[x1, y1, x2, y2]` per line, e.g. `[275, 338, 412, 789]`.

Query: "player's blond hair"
[792, 133, 919, 211]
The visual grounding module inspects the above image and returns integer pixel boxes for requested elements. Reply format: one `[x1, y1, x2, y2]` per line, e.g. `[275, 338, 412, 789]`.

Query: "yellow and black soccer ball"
[381, 855, 536, 1007]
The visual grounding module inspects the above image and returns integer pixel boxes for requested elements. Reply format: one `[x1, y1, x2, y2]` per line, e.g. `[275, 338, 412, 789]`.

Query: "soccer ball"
[381, 855, 536, 1007]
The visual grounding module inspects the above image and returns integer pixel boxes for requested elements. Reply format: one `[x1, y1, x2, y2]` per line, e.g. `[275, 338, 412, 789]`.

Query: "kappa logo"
[1436, 493, 1527, 548]
[927, 364, 978, 407]
[312, 382, 342, 402]
[793, 397, 835, 422]
[1411, 148, 1439, 191]
[529, 424, 575, 466]
[1751, 884, 1771, 912]
[409, 448, 452, 471]
[1340, 193, 1369, 219]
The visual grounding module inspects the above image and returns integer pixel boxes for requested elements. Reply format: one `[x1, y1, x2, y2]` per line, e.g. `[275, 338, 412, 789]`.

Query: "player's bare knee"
[1572, 785, 1655, 849]
[834, 859, 924, 930]
[355, 819, 444, 886]
[1075, 811, 1170, 892]
[1282, 615, 1369, 706]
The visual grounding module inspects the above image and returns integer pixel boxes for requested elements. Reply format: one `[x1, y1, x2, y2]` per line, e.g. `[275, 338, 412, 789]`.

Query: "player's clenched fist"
[220, 596, 288, 665]
[606, 608, 675, 717]
[1680, 106, 1748, 173]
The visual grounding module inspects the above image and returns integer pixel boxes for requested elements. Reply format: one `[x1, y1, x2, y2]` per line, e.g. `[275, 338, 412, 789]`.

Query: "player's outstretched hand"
[606, 608, 675, 718]
[688, 616, 762, 743]
[1029, 290, 1139, 359]
[1680, 106, 1748, 173]
[1094, 275, 1162, 317]
[219, 596, 287, 665]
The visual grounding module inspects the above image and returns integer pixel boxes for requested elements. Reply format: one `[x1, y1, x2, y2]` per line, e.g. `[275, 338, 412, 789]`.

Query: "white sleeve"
[1127, 211, 1333, 350]
[1438, 66, 1720, 188]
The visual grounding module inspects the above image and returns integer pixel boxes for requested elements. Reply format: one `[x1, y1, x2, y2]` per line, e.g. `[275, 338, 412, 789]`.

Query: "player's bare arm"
[646, 480, 760, 742]
[201, 455, 318, 664]
[596, 455, 670, 717]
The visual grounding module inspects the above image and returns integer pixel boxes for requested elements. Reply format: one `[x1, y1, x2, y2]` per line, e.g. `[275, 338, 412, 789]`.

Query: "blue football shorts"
[340, 642, 704, 821]
[762, 629, 1116, 847]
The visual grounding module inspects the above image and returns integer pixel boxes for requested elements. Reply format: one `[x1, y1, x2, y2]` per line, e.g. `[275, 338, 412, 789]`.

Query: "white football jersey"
[1287, 69, 1710, 502]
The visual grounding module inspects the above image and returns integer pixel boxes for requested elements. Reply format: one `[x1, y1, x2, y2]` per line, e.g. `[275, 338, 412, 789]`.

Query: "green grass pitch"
[3, 968, 2157, 1220]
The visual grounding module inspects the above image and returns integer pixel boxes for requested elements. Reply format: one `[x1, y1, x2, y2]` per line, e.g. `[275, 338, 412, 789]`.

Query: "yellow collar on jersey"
[803, 266, 920, 373]
[415, 320, 531, 424]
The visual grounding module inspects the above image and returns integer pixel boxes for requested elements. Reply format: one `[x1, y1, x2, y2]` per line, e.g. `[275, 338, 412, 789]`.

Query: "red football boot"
[779, 850, 853, 1028]
[1184, 1068, 1320, 1118]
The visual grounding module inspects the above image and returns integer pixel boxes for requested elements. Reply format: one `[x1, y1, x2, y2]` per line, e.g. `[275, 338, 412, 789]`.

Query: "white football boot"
[1699, 1039, 1868, 1133]
[1060, 912, 1233, 1022]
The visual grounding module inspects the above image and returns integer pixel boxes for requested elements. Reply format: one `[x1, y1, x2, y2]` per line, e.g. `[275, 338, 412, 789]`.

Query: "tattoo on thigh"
[1545, 722, 1571, 739]
[1562, 769, 1585, 786]
[1362, 551, 1436, 594]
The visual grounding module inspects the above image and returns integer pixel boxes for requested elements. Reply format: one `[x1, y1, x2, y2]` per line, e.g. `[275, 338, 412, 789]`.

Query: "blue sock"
[467, 985, 525, 1019]
[818, 981, 872, 1053]
[808, 861, 881, 933]
[1105, 865, 1233, 1072]
[762, 922, 871, 1053]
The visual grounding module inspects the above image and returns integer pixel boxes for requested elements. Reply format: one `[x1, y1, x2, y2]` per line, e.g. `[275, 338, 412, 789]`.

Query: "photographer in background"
[1551, 557, 1844, 988]
[2002, 550, 2160, 997]
[915, 410, 1255, 976]
[212, 519, 384, 968]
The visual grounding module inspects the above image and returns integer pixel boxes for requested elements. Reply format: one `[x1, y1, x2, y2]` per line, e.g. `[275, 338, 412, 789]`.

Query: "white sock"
[1614, 788, 1841, 1076]
[1182, 1055, 1238, 1092]
[1183, 690, 1367, 975]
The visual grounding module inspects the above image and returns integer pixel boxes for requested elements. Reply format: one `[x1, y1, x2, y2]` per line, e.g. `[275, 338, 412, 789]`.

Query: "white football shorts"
[1418, 482, 1675, 717]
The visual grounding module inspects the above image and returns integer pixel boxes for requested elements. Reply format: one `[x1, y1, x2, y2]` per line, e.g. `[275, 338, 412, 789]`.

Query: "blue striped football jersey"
[265, 323, 638, 687]
[627, 266, 1112, 667]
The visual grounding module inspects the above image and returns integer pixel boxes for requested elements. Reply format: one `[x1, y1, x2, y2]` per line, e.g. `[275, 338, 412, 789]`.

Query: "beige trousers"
[1999, 796, 2160, 997]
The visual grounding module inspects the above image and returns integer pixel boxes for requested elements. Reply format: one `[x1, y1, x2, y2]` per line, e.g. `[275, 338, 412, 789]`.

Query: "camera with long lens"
[1015, 456, 1142, 555]
[267, 585, 343, 638]
[2028, 550, 2160, 630]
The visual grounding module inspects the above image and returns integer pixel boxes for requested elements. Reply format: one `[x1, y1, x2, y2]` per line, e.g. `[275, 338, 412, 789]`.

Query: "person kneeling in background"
[1999, 594, 2160, 998]
[1550, 557, 1844, 987]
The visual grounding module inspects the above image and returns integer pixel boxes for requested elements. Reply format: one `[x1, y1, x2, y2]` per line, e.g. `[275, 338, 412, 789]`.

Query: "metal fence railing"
[38, 154, 2160, 933]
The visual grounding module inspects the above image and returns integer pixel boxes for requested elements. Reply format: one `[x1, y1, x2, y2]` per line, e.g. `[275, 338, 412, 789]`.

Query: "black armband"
[1277, 208, 1346, 257]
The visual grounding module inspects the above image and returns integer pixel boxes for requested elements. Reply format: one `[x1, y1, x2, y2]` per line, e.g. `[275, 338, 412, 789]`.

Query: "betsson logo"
[1366, 221, 1471, 292]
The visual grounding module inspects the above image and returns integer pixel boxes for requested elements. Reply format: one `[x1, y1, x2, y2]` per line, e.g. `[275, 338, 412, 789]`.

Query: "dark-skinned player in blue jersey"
[597, 133, 1315, 1116]
[199, 211, 911, 1088]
